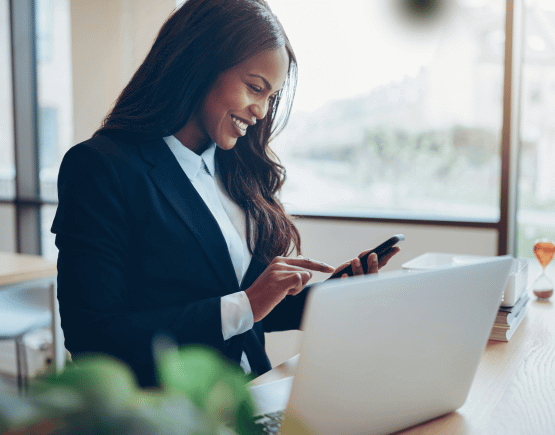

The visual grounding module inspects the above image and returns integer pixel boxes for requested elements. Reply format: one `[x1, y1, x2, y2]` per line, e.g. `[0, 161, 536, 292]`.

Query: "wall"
[70, 0, 175, 143]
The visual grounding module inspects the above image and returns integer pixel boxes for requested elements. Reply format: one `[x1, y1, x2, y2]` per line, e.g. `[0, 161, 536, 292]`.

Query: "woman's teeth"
[231, 115, 248, 131]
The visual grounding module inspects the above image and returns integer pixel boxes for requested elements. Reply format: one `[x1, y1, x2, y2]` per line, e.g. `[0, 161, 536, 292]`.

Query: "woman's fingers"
[246, 264, 313, 322]
[327, 244, 403, 283]
[357, 249, 372, 258]
[378, 247, 401, 268]
[286, 256, 335, 273]
[285, 270, 312, 296]
[352, 257, 364, 275]
[367, 252, 379, 274]
[332, 260, 351, 277]
[356, 246, 401, 271]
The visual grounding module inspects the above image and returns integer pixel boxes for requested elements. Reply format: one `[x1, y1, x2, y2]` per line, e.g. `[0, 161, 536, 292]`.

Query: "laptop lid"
[282, 256, 512, 435]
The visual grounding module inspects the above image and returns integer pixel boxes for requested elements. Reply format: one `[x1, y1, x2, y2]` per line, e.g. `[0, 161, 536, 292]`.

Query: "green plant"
[0, 345, 258, 435]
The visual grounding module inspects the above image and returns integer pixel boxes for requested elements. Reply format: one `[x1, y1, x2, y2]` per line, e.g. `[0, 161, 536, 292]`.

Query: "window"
[39, 107, 58, 169]
[0, 0, 15, 201]
[38, 107, 59, 203]
[36, 0, 73, 257]
[271, 0, 506, 222]
[35, 0, 53, 62]
[517, 0, 555, 258]
[0, 0, 15, 252]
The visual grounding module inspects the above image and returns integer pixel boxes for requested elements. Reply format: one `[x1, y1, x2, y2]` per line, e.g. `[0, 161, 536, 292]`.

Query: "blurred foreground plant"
[0, 345, 258, 435]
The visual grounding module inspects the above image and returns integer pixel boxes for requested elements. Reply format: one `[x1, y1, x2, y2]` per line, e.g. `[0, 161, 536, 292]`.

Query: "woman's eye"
[249, 84, 262, 93]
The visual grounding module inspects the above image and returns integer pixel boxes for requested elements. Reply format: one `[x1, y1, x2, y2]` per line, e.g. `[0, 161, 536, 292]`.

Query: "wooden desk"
[0, 252, 64, 372]
[250, 292, 555, 434]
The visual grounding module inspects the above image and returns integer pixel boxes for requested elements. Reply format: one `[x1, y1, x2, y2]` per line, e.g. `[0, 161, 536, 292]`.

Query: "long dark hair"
[95, 0, 301, 263]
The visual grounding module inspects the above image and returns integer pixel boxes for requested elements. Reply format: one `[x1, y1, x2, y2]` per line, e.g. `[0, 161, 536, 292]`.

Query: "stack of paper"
[489, 293, 530, 342]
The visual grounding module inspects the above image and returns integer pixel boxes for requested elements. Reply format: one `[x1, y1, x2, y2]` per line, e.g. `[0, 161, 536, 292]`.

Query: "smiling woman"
[51, 0, 397, 388]
[51, 0, 350, 388]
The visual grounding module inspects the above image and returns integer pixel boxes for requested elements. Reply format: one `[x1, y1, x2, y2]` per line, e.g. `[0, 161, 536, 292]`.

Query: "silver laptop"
[249, 255, 512, 435]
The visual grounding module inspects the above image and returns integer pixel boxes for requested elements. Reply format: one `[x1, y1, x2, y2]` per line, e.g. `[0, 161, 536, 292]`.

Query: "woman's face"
[179, 46, 290, 154]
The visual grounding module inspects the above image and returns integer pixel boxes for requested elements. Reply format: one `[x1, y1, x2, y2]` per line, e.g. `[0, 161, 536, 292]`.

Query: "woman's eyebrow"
[247, 73, 273, 91]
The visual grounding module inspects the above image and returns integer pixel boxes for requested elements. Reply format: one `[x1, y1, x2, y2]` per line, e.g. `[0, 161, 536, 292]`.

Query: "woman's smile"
[231, 114, 251, 136]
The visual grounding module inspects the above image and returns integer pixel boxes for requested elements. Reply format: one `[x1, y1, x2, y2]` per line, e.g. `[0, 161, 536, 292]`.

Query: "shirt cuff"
[221, 291, 254, 341]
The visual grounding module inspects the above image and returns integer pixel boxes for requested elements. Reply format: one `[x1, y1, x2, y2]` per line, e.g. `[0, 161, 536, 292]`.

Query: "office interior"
[1, 0, 554, 370]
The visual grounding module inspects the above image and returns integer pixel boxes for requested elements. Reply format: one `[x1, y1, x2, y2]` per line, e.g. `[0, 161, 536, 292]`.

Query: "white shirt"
[164, 135, 254, 373]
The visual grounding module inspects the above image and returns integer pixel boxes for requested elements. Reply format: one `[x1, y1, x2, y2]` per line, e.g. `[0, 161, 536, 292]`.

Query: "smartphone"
[330, 234, 405, 279]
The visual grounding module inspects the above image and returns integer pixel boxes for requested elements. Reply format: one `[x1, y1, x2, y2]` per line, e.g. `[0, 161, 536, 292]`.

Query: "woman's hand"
[332, 247, 401, 279]
[245, 256, 335, 323]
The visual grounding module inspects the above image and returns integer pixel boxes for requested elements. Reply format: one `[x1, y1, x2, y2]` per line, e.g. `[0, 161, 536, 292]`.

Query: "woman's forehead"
[234, 47, 290, 91]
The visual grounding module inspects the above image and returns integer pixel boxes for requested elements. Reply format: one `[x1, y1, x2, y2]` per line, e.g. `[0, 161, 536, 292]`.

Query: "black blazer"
[52, 132, 309, 386]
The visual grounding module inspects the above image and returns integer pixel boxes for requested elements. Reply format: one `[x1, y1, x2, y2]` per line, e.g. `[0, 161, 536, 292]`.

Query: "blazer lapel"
[138, 138, 239, 296]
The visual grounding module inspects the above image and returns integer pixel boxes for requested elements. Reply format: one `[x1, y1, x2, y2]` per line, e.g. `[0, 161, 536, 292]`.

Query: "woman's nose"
[250, 99, 269, 120]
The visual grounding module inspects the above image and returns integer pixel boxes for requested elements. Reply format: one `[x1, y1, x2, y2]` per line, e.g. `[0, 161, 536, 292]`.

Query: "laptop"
[249, 255, 513, 435]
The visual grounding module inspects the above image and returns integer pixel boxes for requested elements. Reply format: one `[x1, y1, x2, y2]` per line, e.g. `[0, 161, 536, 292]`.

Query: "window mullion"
[499, 0, 525, 256]
[10, 0, 41, 255]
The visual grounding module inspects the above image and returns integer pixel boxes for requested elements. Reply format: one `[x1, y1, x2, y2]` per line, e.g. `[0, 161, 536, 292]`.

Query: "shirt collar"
[163, 135, 217, 179]
[201, 142, 217, 177]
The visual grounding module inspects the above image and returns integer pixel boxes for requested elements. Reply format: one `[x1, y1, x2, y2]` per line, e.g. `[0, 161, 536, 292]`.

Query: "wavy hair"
[95, 0, 301, 263]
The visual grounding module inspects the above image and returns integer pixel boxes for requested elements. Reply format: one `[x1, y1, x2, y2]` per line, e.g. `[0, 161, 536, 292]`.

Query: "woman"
[52, 0, 398, 387]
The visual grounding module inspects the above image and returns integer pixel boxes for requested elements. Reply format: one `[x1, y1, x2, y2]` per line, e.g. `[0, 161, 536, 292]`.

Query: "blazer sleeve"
[261, 285, 313, 332]
[52, 145, 226, 377]
[239, 256, 313, 333]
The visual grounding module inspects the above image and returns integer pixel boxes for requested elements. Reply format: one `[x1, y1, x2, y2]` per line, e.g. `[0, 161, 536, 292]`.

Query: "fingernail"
[317, 260, 334, 268]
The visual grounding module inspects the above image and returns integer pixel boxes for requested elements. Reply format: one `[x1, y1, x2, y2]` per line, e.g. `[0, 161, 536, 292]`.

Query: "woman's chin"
[217, 138, 239, 151]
